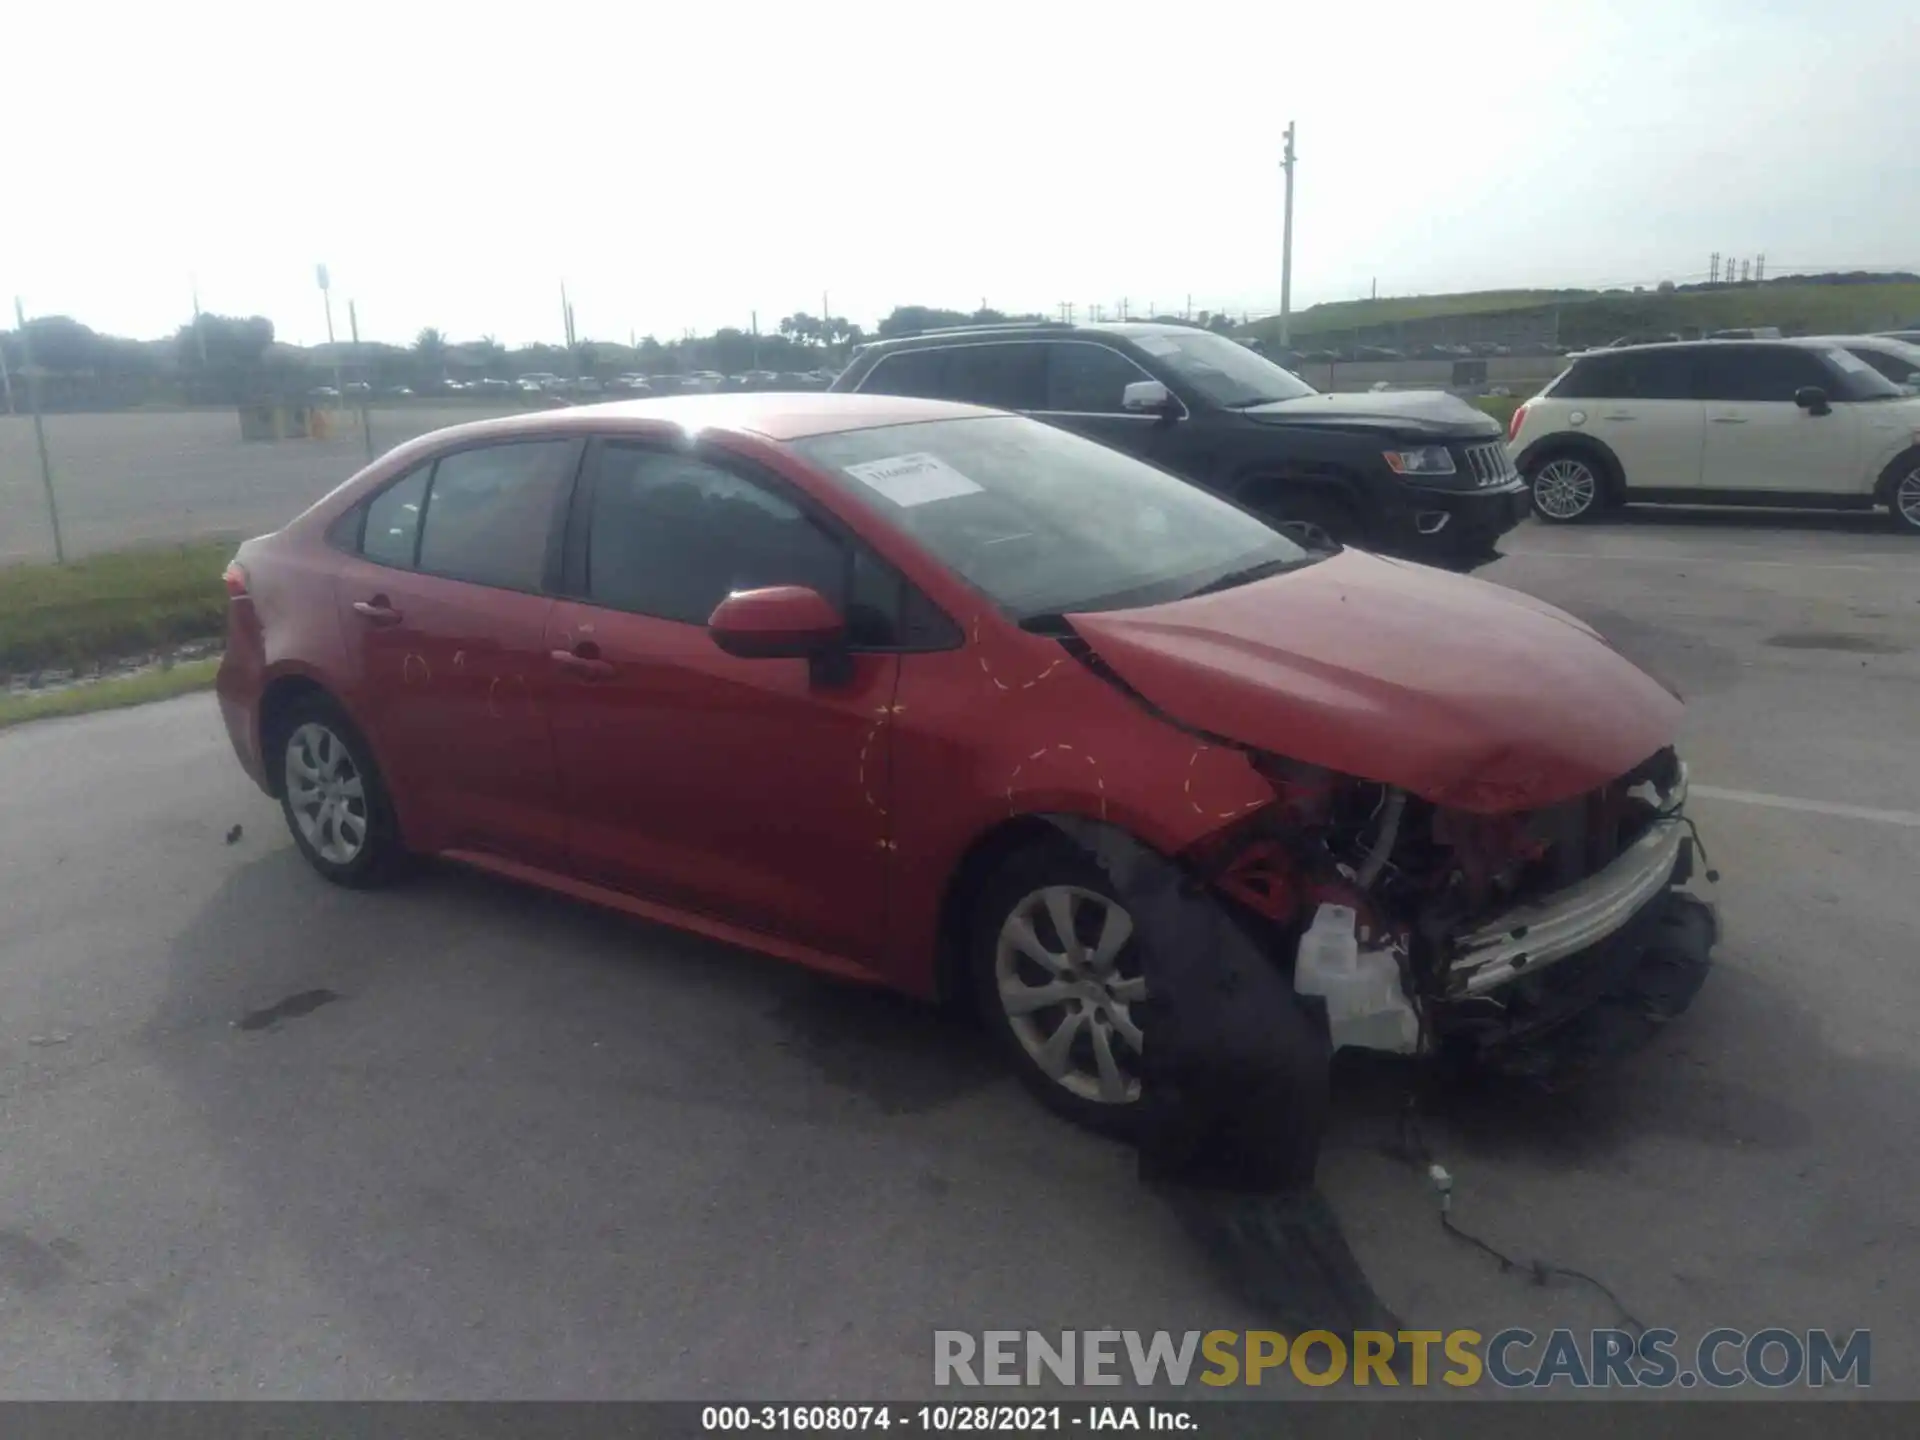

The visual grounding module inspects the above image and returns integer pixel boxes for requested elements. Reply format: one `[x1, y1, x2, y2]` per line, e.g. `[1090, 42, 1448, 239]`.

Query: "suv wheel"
[1527, 453, 1607, 523]
[1260, 491, 1356, 551]
[273, 696, 408, 887]
[970, 837, 1146, 1136]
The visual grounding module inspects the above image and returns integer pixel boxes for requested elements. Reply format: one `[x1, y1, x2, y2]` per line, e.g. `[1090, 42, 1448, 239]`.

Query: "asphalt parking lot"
[0, 511, 1915, 1399]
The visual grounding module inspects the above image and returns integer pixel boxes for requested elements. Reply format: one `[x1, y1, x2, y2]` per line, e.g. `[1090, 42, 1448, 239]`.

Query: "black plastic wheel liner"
[1045, 817, 1401, 1336]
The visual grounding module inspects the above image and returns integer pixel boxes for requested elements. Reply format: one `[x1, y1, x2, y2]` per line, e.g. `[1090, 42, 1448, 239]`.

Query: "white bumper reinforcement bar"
[1447, 766, 1693, 997]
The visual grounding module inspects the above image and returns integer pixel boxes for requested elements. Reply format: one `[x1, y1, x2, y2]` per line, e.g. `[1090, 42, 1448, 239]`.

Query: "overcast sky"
[5, 0, 1916, 347]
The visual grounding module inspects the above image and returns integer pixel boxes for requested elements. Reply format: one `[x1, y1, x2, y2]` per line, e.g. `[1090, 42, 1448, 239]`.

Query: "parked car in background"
[475, 378, 512, 395]
[215, 391, 1712, 1132]
[1801, 335, 1920, 393]
[832, 320, 1527, 568]
[1507, 339, 1920, 532]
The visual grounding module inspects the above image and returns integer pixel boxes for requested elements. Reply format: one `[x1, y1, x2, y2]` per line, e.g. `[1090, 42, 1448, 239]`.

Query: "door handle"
[1711, 416, 1749, 424]
[352, 599, 403, 626]
[1600, 412, 1635, 421]
[551, 648, 615, 680]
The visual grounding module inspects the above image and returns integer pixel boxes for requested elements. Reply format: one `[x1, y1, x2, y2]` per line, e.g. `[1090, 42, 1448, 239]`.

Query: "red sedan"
[218, 392, 1713, 1129]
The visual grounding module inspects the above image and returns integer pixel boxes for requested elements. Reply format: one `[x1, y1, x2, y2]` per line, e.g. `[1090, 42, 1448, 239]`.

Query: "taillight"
[1507, 400, 1532, 445]
[223, 561, 250, 599]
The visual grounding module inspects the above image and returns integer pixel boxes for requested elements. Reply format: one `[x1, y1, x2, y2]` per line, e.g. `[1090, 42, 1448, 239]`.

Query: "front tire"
[970, 837, 1146, 1136]
[1526, 452, 1608, 523]
[273, 695, 407, 888]
[1257, 489, 1359, 551]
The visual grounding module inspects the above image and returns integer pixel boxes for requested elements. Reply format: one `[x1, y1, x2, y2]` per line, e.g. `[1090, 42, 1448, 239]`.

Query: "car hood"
[1239, 389, 1502, 440]
[1065, 550, 1682, 814]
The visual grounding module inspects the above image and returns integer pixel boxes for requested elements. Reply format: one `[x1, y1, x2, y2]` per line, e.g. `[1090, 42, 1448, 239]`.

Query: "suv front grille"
[1462, 441, 1518, 487]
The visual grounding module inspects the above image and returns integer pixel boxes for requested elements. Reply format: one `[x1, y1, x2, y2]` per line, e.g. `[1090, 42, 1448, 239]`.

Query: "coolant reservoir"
[1293, 903, 1421, 1054]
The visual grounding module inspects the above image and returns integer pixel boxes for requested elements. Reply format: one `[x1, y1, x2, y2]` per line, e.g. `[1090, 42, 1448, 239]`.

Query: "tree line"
[0, 302, 1242, 413]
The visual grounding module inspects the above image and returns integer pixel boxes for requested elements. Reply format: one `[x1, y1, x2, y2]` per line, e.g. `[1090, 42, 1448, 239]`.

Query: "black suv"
[830, 321, 1529, 567]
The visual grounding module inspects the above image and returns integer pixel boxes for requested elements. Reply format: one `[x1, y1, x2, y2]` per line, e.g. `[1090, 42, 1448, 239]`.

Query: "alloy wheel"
[1277, 519, 1338, 551]
[1532, 458, 1598, 520]
[1897, 469, 1920, 531]
[284, 721, 369, 866]
[994, 885, 1146, 1105]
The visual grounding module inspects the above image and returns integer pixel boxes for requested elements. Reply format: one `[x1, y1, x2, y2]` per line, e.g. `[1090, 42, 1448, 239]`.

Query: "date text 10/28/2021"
[702, 1406, 1193, 1431]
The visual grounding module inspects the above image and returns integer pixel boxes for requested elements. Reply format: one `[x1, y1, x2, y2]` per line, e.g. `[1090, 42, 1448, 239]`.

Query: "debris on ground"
[225, 824, 243, 845]
[1049, 818, 1400, 1337]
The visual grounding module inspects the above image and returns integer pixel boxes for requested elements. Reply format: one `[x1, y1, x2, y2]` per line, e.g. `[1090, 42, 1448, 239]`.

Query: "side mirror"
[708, 586, 846, 661]
[1122, 379, 1177, 418]
[1794, 385, 1831, 415]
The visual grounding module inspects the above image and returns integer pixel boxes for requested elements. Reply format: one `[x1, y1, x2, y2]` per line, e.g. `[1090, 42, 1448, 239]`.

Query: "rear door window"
[859, 348, 950, 399]
[1556, 349, 1696, 400]
[415, 440, 574, 591]
[938, 344, 1048, 410]
[360, 465, 430, 568]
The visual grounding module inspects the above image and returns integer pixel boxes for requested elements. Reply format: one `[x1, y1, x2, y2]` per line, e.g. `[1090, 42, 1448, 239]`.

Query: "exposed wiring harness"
[1391, 1092, 1649, 1339]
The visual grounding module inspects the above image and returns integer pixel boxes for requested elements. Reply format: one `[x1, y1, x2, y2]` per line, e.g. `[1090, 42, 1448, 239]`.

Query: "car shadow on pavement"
[145, 849, 1920, 1395]
[1595, 506, 1897, 536]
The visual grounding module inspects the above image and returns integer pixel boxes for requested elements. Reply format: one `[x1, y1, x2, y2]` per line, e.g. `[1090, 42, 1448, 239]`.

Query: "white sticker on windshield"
[842, 452, 984, 507]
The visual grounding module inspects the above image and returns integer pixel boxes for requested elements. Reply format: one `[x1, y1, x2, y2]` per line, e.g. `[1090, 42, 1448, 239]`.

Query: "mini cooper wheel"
[1527, 453, 1606, 523]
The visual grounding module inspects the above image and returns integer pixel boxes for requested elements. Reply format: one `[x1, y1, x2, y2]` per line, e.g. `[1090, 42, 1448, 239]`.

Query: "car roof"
[397, 391, 992, 448]
[854, 319, 1208, 353]
[1571, 337, 1831, 358]
[1795, 334, 1917, 350]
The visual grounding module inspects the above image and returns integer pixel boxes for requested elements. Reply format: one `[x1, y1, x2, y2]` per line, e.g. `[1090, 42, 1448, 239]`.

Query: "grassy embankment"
[0, 540, 231, 730]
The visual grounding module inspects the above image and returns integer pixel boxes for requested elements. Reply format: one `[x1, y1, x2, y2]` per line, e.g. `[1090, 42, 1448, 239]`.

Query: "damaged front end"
[1186, 743, 1717, 1086]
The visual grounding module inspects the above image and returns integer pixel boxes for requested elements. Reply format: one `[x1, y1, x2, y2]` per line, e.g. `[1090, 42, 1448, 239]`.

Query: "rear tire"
[1525, 450, 1610, 523]
[970, 836, 1145, 1137]
[272, 694, 408, 888]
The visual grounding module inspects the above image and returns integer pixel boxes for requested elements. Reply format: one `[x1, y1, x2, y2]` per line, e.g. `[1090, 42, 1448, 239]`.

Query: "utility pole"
[1739, 259, 1751, 283]
[0, 333, 13, 415]
[1279, 121, 1297, 347]
[14, 297, 64, 563]
[191, 275, 208, 366]
[316, 264, 342, 409]
[1755, 254, 1766, 282]
[1371, 277, 1377, 301]
[1185, 293, 1192, 320]
[1710, 252, 1719, 284]
[751, 310, 760, 369]
[349, 300, 373, 459]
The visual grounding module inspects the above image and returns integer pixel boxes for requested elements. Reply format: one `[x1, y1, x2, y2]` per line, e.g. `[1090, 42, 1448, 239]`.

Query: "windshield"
[1125, 329, 1318, 407]
[1844, 341, 1920, 389]
[791, 414, 1312, 619]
